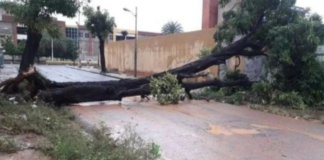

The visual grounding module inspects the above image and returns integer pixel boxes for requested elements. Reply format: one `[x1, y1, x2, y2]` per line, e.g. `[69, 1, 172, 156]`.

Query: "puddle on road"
[208, 124, 259, 136]
[252, 124, 324, 141]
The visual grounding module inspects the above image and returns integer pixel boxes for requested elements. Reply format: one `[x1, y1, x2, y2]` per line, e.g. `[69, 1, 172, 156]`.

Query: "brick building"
[0, 8, 160, 61]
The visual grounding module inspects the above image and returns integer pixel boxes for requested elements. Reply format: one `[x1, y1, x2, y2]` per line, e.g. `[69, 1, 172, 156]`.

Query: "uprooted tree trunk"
[19, 29, 42, 72]
[34, 34, 266, 105]
[1, 29, 43, 94]
[1, 15, 266, 105]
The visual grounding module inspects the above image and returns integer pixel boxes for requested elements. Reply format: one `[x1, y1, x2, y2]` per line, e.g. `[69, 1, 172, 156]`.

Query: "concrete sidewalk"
[67, 66, 135, 79]
[0, 64, 18, 82]
[36, 65, 119, 83]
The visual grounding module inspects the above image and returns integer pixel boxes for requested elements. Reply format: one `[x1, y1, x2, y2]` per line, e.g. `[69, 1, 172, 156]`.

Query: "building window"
[85, 33, 89, 38]
[108, 35, 113, 41]
[79, 32, 83, 38]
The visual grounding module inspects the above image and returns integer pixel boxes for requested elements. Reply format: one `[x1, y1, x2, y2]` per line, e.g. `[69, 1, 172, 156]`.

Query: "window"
[79, 32, 83, 38]
[85, 33, 89, 38]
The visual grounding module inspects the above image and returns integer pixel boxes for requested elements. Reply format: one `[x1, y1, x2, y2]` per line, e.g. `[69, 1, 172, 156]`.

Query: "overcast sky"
[55, 0, 324, 33]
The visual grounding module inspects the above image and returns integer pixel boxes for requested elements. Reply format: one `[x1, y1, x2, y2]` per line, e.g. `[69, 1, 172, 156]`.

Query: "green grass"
[320, 116, 324, 124]
[0, 138, 19, 154]
[0, 96, 161, 160]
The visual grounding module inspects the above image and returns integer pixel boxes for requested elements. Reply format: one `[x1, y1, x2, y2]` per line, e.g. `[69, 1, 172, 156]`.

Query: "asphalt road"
[36, 65, 118, 83]
[72, 99, 324, 160]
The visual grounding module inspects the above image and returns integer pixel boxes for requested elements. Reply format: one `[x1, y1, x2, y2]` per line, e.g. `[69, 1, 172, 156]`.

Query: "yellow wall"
[105, 29, 218, 77]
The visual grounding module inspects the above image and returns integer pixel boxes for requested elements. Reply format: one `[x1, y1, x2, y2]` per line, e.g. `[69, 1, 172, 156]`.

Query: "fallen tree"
[36, 37, 266, 105]
[5, 0, 318, 106]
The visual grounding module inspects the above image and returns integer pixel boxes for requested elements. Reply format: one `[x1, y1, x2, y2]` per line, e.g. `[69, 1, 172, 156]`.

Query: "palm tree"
[83, 6, 116, 73]
[161, 21, 183, 35]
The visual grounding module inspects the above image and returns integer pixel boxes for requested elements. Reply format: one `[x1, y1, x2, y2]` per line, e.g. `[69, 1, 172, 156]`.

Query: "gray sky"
[55, 0, 324, 33]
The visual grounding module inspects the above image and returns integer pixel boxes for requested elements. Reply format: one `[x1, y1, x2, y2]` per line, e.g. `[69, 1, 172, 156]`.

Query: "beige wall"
[105, 29, 217, 76]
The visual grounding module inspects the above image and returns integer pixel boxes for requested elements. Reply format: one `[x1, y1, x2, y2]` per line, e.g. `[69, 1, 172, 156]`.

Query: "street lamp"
[91, 23, 100, 67]
[124, 7, 138, 77]
[76, 22, 81, 67]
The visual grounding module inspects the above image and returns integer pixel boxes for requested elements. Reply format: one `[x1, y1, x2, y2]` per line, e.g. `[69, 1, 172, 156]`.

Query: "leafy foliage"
[251, 81, 273, 104]
[150, 73, 184, 105]
[83, 5, 116, 72]
[270, 91, 304, 109]
[0, 0, 82, 35]
[222, 70, 249, 95]
[215, 0, 324, 107]
[83, 6, 116, 40]
[1, 37, 24, 62]
[197, 47, 212, 59]
[161, 21, 183, 35]
[251, 81, 304, 109]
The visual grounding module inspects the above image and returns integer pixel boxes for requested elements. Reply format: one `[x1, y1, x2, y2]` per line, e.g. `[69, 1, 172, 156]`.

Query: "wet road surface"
[36, 65, 118, 82]
[0, 64, 18, 81]
[71, 99, 324, 160]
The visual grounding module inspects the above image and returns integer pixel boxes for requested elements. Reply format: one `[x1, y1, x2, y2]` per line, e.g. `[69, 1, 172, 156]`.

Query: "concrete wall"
[105, 29, 218, 77]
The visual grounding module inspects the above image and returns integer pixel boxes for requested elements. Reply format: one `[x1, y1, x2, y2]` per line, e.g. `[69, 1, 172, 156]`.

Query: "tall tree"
[214, 0, 324, 105]
[83, 6, 116, 73]
[1, 37, 22, 63]
[161, 21, 183, 35]
[0, 0, 82, 72]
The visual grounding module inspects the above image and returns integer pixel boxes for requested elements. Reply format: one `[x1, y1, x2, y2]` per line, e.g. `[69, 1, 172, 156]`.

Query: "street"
[1, 65, 324, 160]
[72, 99, 324, 160]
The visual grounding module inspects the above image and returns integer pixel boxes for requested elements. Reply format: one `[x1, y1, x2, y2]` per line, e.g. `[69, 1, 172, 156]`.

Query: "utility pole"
[51, 38, 54, 61]
[77, 0, 81, 68]
[124, 7, 138, 77]
[134, 7, 138, 77]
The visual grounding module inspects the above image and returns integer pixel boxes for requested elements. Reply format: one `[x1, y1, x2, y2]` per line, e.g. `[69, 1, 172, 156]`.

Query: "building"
[202, 0, 309, 30]
[0, 8, 160, 61]
[202, 0, 242, 30]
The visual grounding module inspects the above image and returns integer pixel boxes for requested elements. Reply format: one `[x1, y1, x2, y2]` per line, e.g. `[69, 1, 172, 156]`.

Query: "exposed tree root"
[0, 67, 35, 94]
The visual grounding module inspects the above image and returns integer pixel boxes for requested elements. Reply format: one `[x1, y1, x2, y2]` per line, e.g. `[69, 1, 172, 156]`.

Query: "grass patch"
[321, 116, 324, 124]
[0, 139, 19, 154]
[0, 96, 160, 159]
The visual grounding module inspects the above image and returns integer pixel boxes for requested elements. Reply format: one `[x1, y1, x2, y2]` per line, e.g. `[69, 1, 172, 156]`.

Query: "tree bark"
[99, 38, 107, 73]
[19, 28, 42, 72]
[36, 35, 266, 105]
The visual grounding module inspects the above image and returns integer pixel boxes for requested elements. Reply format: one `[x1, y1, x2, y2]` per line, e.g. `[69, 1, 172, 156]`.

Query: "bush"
[193, 88, 225, 101]
[271, 91, 305, 110]
[150, 73, 184, 105]
[225, 92, 246, 105]
[223, 70, 249, 95]
[197, 47, 211, 59]
[251, 81, 273, 104]
[224, 69, 249, 82]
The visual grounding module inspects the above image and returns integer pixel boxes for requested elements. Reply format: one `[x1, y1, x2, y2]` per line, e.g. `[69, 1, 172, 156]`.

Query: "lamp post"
[123, 7, 138, 77]
[51, 38, 54, 61]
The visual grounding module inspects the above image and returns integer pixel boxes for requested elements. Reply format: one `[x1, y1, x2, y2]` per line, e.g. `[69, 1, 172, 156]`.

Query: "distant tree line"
[1, 33, 78, 63]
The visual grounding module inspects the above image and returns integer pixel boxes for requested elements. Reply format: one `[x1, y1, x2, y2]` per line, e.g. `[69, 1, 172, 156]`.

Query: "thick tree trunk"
[19, 28, 42, 72]
[99, 38, 107, 73]
[36, 36, 266, 105]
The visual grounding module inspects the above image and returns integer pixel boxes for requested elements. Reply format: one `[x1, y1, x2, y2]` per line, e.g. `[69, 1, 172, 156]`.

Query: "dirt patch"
[0, 149, 50, 160]
[208, 124, 259, 136]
